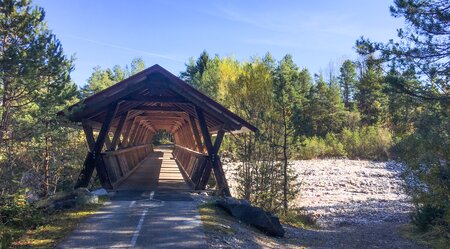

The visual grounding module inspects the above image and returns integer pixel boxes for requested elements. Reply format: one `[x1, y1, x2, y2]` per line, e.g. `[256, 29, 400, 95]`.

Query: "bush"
[0, 194, 43, 229]
[295, 126, 392, 160]
[412, 204, 446, 232]
[341, 126, 392, 160]
[0, 194, 44, 248]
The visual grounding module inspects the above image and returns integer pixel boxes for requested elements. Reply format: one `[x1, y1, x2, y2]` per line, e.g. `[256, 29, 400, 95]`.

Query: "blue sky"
[35, 0, 404, 87]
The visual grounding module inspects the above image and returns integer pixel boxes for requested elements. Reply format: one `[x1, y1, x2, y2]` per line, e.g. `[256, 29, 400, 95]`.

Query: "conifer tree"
[339, 60, 358, 110]
[355, 56, 388, 125]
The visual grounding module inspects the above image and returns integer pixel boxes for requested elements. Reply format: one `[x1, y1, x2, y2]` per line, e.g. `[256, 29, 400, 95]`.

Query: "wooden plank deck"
[116, 145, 191, 192]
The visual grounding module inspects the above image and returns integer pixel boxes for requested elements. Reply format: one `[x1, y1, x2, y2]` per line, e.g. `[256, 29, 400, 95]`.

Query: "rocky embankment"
[224, 159, 414, 228]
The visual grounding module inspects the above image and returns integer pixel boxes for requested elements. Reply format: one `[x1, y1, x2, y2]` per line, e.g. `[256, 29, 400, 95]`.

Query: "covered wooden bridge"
[62, 65, 256, 196]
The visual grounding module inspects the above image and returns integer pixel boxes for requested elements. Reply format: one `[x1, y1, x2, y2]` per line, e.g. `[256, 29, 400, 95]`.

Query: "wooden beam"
[213, 129, 225, 154]
[75, 103, 119, 189]
[70, 73, 157, 121]
[195, 106, 231, 196]
[132, 106, 183, 112]
[82, 121, 95, 152]
[189, 114, 204, 152]
[119, 117, 135, 148]
[109, 112, 128, 151]
[104, 134, 112, 149]
[125, 95, 189, 103]
[196, 106, 213, 151]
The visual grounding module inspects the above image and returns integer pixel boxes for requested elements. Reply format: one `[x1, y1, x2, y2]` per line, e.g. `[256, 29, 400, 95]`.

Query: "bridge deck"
[58, 146, 207, 249]
[115, 145, 191, 196]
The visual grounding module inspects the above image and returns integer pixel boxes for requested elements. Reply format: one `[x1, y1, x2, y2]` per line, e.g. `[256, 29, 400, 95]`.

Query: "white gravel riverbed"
[223, 159, 414, 228]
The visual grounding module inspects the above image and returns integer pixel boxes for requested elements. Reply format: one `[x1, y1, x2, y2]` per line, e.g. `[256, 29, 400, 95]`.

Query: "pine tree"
[0, 0, 79, 195]
[339, 60, 358, 110]
[0, 0, 74, 143]
[355, 56, 388, 125]
[303, 74, 348, 136]
[273, 55, 301, 214]
[357, 0, 449, 102]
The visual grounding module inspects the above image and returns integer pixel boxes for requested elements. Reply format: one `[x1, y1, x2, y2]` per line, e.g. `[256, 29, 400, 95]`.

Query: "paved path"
[58, 147, 208, 249]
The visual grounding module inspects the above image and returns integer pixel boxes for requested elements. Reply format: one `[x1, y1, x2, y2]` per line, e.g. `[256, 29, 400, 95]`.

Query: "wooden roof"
[63, 64, 257, 134]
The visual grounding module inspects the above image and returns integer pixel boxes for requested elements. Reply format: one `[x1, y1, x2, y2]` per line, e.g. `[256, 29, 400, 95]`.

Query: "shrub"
[341, 126, 392, 160]
[295, 126, 392, 160]
[0, 194, 44, 248]
[0, 194, 43, 229]
[324, 133, 347, 157]
[412, 204, 446, 232]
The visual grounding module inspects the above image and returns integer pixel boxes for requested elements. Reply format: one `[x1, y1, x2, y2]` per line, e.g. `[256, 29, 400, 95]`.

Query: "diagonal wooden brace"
[195, 106, 231, 196]
[75, 103, 119, 189]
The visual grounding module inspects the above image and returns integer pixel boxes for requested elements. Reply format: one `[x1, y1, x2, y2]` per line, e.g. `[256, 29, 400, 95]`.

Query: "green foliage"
[341, 126, 393, 160]
[0, 194, 42, 229]
[278, 208, 317, 229]
[82, 57, 146, 97]
[412, 205, 446, 232]
[355, 57, 388, 125]
[0, 0, 84, 198]
[152, 130, 173, 145]
[392, 104, 449, 235]
[356, 0, 449, 236]
[300, 74, 349, 137]
[357, 0, 449, 102]
[295, 126, 392, 160]
[339, 60, 357, 109]
[0, 194, 43, 248]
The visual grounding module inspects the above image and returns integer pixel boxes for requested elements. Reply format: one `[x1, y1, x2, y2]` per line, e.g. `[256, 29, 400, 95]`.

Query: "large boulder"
[74, 188, 98, 205]
[44, 188, 98, 211]
[216, 197, 285, 237]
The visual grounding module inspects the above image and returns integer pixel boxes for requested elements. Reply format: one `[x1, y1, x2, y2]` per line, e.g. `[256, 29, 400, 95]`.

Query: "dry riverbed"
[211, 158, 425, 249]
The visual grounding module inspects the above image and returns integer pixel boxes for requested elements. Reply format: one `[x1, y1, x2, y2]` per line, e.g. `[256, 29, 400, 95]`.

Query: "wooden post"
[75, 103, 119, 189]
[195, 106, 231, 196]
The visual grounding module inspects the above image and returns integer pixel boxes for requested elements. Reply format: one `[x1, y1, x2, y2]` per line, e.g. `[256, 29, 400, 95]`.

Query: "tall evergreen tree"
[303, 74, 348, 136]
[357, 0, 449, 103]
[130, 57, 146, 75]
[273, 55, 301, 214]
[355, 56, 388, 125]
[339, 60, 358, 109]
[0, 0, 74, 143]
[357, 0, 449, 233]
[0, 0, 80, 195]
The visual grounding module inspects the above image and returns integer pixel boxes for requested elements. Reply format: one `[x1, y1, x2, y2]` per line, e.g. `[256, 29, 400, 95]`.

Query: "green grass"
[278, 208, 318, 230]
[198, 202, 236, 235]
[1, 197, 107, 249]
[401, 224, 450, 249]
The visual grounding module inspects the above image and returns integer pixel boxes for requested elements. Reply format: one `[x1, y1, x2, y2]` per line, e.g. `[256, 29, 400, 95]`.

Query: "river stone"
[216, 197, 285, 237]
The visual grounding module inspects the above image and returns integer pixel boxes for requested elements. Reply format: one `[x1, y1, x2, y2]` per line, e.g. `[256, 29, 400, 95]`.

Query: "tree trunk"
[43, 132, 50, 196]
[282, 104, 288, 215]
[0, 94, 11, 143]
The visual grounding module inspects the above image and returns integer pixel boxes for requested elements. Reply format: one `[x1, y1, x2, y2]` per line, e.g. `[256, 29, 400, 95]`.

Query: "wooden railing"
[172, 145, 207, 189]
[101, 144, 153, 188]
